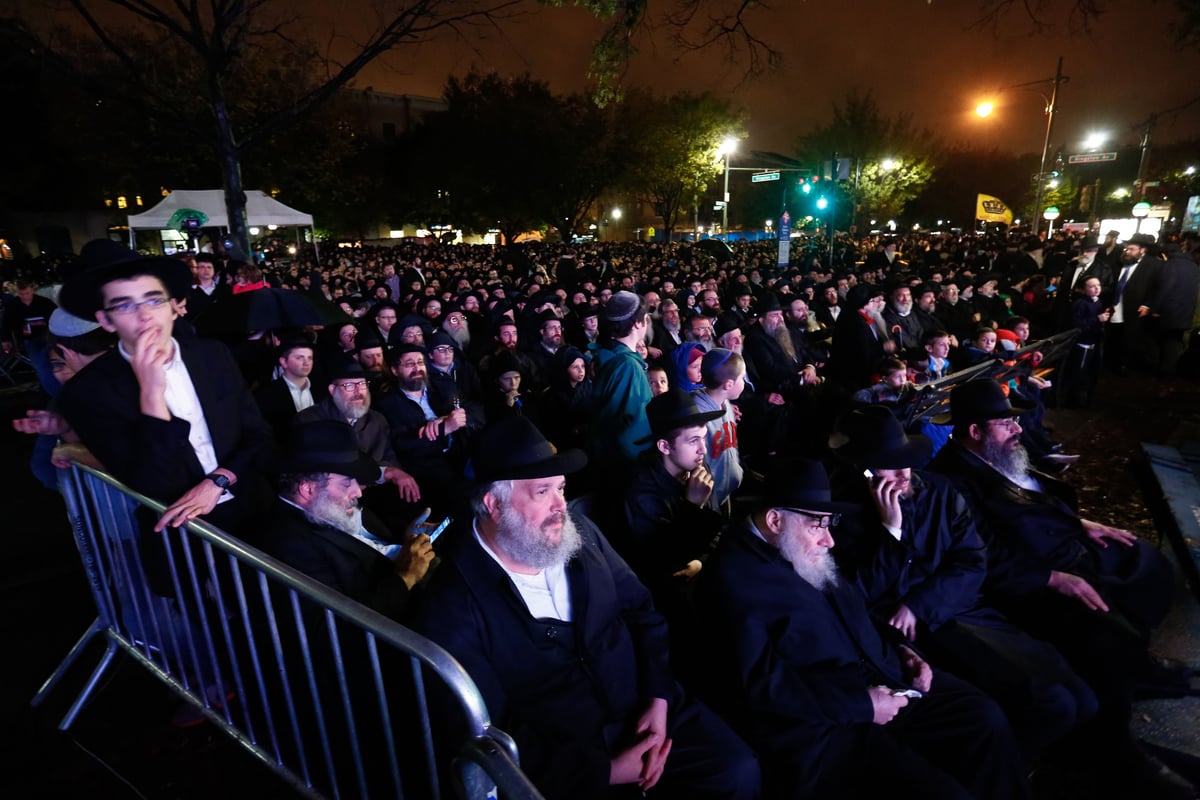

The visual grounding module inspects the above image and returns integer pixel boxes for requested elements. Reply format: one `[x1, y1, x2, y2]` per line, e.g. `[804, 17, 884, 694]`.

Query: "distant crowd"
[5, 227, 1200, 798]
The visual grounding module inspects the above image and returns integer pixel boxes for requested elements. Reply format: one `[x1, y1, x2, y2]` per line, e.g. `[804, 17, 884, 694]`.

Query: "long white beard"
[307, 490, 364, 536]
[779, 529, 839, 592]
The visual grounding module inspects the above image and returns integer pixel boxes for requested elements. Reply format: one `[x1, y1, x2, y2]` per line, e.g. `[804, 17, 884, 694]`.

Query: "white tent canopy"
[127, 189, 314, 229]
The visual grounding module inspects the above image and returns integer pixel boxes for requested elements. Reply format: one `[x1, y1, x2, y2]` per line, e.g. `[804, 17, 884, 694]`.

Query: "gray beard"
[779, 529, 839, 592]
[334, 393, 370, 420]
[892, 301, 913, 316]
[307, 490, 364, 536]
[494, 505, 583, 570]
[445, 325, 470, 349]
[982, 437, 1031, 483]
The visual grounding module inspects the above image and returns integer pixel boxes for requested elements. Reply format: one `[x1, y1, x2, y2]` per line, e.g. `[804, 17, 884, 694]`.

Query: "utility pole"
[1032, 56, 1064, 237]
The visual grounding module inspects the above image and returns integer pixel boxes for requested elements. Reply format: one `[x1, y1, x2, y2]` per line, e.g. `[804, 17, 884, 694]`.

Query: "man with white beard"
[693, 457, 1030, 800]
[297, 362, 421, 504]
[928, 379, 1197, 797]
[264, 420, 435, 619]
[881, 283, 927, 364]
[412, 417, 760, 800]
[744, 293, 821, 402]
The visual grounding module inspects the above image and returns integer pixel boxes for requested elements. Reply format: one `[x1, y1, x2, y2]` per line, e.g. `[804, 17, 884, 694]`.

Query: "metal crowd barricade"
[33, 463, 544, 800]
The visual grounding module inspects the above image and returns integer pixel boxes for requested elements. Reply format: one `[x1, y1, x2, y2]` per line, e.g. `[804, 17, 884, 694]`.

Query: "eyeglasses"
[446, 315, 465, 324]
[987, 417, 1021, 431]
[791, 510, 841, 529]
[105, 296, 170, 315]
[334, 380, 368, 391]
[396, 360, 425, 370]
[432, 345, 455, 354]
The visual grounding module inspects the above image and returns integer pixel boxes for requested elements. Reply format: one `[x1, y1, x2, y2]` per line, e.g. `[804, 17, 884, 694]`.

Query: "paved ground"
[1, 368, 1198, 798]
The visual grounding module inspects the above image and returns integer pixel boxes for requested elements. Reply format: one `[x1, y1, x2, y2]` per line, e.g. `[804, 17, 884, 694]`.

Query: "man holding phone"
[265, 420, 435, 620]
[415, 417, 760, 800]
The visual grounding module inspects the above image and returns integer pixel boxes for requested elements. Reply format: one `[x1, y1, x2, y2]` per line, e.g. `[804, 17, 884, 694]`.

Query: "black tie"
[1114, 264, 1134, 306]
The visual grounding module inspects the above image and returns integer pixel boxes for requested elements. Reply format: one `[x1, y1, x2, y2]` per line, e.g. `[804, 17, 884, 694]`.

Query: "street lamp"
[880, 158, 898, 171]
[611, 208, 622, 220]
[1083, 132, 1108, 151]
[974, 56, 1067, 235]
[717, 136, 738, 241]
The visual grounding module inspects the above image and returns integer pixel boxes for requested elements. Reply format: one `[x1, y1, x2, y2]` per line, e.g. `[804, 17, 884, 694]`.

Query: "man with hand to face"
[621, 389, 726, 627]
[413, 417, 759, 800]
[693, 457, 1030, 800]
[829, 406, 1097, 768]
[56, 240, 272, 539]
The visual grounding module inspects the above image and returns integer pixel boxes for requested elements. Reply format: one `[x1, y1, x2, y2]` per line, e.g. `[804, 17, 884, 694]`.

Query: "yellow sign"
[647, 226, 656, 239]
[976, 194, 1013, 224]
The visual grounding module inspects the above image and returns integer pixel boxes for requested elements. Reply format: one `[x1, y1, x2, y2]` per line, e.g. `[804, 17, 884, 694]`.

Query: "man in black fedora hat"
[928, 379, 1196, 796]
[57, 239, 272, 541]
[413, 416, 760, 800]
[297, 360, 422, 525]
[1105, 232, 1159, 373]
[263, 420, 434, 619]
[828, 405, 1097, 768]
[619, 389, 724, 612]
[693, 456, 1030, 800]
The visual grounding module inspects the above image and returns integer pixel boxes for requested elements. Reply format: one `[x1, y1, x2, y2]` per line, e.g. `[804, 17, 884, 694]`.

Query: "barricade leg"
[31, 618, 104, 709]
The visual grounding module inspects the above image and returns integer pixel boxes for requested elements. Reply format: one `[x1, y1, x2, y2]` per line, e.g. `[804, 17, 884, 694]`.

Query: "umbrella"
[694, 239, 734, 259]
[296, 292, 354, 326]
[195, 287, 324, 334]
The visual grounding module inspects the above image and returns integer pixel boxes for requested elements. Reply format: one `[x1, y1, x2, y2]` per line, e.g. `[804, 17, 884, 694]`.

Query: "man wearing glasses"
[374, 344, 470, 517]
[693, 457, 1030, 800]
[57, 239, 273, 540]
[928, 379, 1195, 796]
[296, 362, 422, 515]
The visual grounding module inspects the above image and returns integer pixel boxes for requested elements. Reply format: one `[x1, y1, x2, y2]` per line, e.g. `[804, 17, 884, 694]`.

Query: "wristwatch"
[206, 472, 232, 490]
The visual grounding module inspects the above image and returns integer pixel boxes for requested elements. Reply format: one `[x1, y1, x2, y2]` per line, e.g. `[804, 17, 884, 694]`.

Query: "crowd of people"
[5, 226, 1200, 798]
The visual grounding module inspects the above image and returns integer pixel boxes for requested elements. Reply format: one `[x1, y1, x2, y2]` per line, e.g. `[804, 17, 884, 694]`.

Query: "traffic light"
[816, 197, 829, 211]
[801, 181, 812, 194]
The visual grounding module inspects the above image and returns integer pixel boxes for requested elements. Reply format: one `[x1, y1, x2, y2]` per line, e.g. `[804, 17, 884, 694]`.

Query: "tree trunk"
[211, 85, 250, 261]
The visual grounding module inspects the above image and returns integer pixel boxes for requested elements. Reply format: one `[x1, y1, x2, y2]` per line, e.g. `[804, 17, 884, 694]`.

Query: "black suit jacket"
[58, 337, 272, 506]
[254, 377, 328, 442]
[262, 499, 411, 619]
[1145, 253, 1199, 329]
[693, 524, 910, 781]
[412, 516, 673, 798]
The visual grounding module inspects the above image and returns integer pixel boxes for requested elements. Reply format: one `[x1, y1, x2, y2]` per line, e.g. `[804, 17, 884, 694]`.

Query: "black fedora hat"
[60, 239, 192, 318]
[281, 420, 379, 484]
[760, 457, 858, 515]
[830, 406, 933, 470]
[467, 417, 587, 484]
[931, 378, 1033, 425]
[637, 388, 725, 445]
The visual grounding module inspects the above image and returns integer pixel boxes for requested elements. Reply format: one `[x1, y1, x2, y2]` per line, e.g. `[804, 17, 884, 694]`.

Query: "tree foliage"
[6, 0, 524, 257]
[794, 90, 938, 227]
[618, 89, 746, 236]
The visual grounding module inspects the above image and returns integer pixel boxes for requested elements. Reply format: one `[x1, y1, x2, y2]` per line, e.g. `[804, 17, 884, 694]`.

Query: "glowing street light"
[717, 136, 738, 241]
[1083, 132, 1108, 151]
[972, 57, 1067, 235]
[880, 158, 898, 171]
[611, 208, 622, 220]
[1132, 200, 1151, 233]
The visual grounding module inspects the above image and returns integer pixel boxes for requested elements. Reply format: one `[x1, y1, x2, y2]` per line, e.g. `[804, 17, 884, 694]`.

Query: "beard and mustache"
[493, 504, 583, 570]
[307, 486, 364, 536]
[982, 435, 1031, 483]
[333, 391, 370, 420]
[778, 523, 839, 592]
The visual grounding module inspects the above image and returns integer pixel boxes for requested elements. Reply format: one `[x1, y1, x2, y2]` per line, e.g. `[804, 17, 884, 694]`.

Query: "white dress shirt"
[474, 520, 572, 621]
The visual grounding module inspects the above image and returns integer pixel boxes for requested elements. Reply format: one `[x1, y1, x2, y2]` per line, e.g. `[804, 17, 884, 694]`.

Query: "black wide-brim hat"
[830, 405, 933, 470]
[467, 417, 587, 485]
[60, 239, 192, 318]
[636, 388, 725, 446]
[758, 456, 858, 515]
[281, 420, 379, 485]
[931, 378, 1033, 425]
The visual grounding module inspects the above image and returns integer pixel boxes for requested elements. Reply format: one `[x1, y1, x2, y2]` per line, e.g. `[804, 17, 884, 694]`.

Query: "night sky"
[326, 0, 1200, 158]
